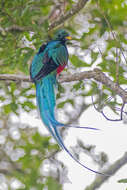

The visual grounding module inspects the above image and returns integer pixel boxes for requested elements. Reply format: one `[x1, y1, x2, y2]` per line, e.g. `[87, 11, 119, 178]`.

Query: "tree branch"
[60, 68, 127, 102]
[85, 152, 127, 190]
[48, 0, 90, 30]
[0, 68, 126, 101]
[0, 0, 89, 33]
[0, 74, 31, 82]
[0, 25, 32, 33]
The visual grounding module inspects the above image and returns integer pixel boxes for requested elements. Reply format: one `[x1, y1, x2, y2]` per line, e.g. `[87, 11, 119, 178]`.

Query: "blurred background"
[0, 0, 127, 189]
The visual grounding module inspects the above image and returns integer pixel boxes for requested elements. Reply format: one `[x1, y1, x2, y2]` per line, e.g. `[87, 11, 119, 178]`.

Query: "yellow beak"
[65, 36, 72, 40]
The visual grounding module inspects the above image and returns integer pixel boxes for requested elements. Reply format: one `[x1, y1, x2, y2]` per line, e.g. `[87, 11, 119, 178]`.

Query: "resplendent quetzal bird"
[30, 29, 104, 175]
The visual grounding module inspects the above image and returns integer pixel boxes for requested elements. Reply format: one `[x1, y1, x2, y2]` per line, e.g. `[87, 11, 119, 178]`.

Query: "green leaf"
[72, 81, 84, 91]
[118, 179, 127, 183]
[10, 102, 18, 113]
[57, 99, 74, 108]
[21, 101, 36, 111]
[3, 104, 12, 114]
[0, 96, 5, 101]
[70, 55, 91, 67]
[46, 177, 62, 190]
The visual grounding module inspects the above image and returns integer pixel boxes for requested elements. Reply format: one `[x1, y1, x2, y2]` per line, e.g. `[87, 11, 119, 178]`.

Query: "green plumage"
[30, 29, 105, 175]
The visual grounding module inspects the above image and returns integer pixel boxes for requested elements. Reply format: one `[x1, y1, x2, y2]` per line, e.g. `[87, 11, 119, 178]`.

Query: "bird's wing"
[30, 43, 47, 81]
[50, 43, 68, 66]
[30, 42, 68, 82]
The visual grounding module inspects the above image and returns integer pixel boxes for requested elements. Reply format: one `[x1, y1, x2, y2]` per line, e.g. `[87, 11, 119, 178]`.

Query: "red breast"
[57, 64, 66, 75]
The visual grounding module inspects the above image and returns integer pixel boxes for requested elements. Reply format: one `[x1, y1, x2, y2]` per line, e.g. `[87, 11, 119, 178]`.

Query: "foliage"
[0, 0, 127, 189]
[118, 178, 127, 183]
[0, 0, 127, 118]
[118, 178, 127, 190]
[14, 131, 61, 190]
[0, 119, 62, 189]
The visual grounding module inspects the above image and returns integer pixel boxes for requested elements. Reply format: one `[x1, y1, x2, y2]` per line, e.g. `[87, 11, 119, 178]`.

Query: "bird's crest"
[53, 29, 71, 41]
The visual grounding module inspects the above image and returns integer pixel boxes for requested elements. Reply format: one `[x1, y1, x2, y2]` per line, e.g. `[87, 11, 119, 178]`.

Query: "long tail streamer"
[35, 75, 110, 176]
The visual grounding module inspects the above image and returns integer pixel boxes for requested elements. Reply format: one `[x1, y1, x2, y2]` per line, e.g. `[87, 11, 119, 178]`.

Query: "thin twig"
[92, 95, 126, 122]
[115, 48, 119, 85]
[85, 152, 127, 190]
[96, 1, 127, 65]
[100, 110, 122, 122]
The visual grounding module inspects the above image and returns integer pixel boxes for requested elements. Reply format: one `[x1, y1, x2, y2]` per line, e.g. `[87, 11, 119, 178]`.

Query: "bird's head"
[53, 29, 72, 42]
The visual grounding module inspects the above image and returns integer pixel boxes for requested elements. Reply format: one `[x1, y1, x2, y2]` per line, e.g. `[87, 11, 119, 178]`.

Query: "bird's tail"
[35, 75, 108, 175]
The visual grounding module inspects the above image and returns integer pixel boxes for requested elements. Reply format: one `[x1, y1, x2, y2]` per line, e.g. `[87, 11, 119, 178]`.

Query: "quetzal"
[30, 29, 103, 175]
